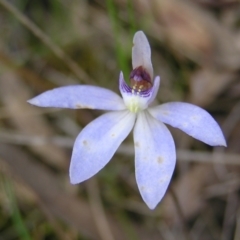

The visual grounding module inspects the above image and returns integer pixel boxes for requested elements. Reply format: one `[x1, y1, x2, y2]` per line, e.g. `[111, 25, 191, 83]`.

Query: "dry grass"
[0, 0, 240, 239]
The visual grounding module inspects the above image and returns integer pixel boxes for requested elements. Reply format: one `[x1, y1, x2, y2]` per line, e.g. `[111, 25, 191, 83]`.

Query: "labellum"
[130, 66, 152, 92]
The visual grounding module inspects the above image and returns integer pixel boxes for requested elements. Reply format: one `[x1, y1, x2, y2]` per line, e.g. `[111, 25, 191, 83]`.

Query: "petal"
[28, 85, 126, 111]
[132, 31, 153, 79]
[119, 72, 160, 112]
[70, 110, 135, 184]
[149, 102, 226, 147]
[148, 76, 160, 105]
[134, 111, 176, 209]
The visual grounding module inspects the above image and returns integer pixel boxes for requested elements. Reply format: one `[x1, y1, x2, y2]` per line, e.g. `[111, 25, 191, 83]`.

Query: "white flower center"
[123, 94, 149, 113]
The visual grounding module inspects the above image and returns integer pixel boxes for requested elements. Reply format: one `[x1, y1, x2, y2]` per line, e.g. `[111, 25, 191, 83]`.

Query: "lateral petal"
[70, 110, 135, 184]
[149, 102, 226, 146]
[28, 85, 126, 111]
[134, 111, 176, 209]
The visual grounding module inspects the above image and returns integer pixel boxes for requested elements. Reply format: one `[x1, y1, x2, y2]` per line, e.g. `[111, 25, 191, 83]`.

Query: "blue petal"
[28, 85, 126, 111]
[134, 111, 176, 210]
[70, 110, 136, 184]
[149, 102, 227, 146]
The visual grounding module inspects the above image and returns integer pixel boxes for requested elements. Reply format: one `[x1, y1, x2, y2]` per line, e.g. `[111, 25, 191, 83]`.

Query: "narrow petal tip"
[215, 136, 227, 147]
[69, 176, 79, 185]
[144, 198, 159, 210]
[27, 97, 39, 106]
[69, 168, 85, 184]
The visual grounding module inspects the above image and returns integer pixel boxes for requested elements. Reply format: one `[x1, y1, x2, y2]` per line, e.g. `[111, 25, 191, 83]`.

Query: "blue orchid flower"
[28, 31, 226, 209]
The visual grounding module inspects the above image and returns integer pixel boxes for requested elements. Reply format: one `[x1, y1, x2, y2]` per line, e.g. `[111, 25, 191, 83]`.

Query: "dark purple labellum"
[130, 66, 152, 92]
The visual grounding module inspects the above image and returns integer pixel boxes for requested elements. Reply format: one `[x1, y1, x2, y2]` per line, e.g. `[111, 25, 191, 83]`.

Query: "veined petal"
[149, 102, 226, 146]
[119, 72, 160, 112]
[28, 85, 126, 111]
[134, 111, 176, 210]
[132, 31, 153, 79]
[70, 110, 136, 184]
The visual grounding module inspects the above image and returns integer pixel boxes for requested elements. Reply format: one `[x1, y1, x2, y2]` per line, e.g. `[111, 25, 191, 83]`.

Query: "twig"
[0, 131, 74, 147]
[234, 208, 240, 240]
[169, 188, 192, 240]
[213, 100, 240, 180]
[221, 193, 239, 240]
[0, 0, 94, 84]
[86, 178, 115, 240]
[0, 107, 60, 119]
[118, 145, 240, 165]
[0, 131, 239, 165]
[221, 100, 240, 138]
[40, 202, 74, 240]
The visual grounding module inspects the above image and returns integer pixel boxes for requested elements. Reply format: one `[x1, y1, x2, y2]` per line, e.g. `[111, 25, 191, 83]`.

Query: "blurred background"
[0, 0, 240, 239]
